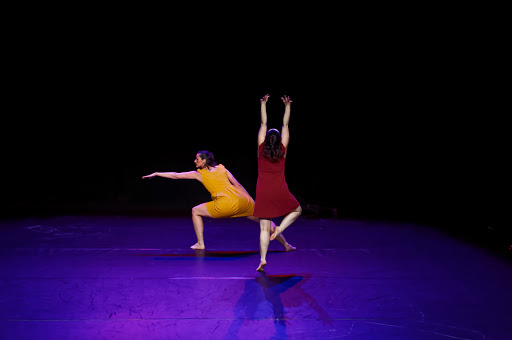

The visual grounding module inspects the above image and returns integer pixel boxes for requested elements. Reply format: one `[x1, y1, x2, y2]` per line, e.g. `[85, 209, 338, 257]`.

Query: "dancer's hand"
[260, 94, 269, 104]
[281, 95, 292, 106]
[142, 173, 157, 179]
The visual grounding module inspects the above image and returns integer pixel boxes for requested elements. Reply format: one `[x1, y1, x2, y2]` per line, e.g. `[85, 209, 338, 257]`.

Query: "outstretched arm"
[226, 169, 252, 198]
[258, 94, 269, 146]
[281, 95, 292, 150]
[142, 171, 201, 181]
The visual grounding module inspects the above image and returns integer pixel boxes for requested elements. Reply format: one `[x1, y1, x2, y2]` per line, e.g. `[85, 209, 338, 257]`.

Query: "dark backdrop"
[1, 25, 508, 247]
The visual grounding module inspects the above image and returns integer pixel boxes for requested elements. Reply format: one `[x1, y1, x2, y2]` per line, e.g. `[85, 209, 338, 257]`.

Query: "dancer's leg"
[276, 228, 296, 252]
[257, 218, 271, 272]
[270, 206, 302, 241]
[246, 216, 296, 251]
[190, 203, 212, 249]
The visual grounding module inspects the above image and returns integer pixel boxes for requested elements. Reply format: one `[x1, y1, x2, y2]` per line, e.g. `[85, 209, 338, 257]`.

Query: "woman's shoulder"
[209, 164, 225, 173]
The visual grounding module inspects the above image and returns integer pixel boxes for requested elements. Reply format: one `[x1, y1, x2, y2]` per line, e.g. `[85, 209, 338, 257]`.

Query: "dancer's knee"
[296, 205, 303, 215]
[259, 219, 271, 232]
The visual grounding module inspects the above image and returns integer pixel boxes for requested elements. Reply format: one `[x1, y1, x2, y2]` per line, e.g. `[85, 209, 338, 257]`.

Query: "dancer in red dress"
[254, 94, 302, 272]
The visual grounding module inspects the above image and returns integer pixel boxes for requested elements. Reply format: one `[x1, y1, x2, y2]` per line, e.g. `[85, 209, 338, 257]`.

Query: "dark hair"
[197, 150, 217, 168]
[262, 129, 284, 162]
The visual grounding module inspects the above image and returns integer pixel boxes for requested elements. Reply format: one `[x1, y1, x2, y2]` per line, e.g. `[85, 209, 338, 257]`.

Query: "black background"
[1, 11, 508, 248]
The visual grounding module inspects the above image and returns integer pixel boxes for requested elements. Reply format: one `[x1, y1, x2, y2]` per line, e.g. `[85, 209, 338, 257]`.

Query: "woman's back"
[197, 165, 231, 195]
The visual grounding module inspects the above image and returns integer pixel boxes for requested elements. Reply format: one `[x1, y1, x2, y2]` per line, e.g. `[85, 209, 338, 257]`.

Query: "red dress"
[253, 143, 300, 218]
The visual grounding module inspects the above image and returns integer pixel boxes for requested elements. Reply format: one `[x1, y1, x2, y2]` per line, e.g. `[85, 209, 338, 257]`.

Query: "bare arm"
[258, 94, 269, 146]
[142, 171, 201, 181]
[281, 95, 292, 150]
[226, 169, 252, 198]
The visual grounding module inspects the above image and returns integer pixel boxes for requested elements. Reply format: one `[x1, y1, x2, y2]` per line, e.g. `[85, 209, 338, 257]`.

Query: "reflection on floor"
[0, 215, 511, 339]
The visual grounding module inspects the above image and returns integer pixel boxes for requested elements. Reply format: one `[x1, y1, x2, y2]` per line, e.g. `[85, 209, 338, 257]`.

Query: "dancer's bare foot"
[190, 243, 205, 250]
[284, 244, 296, 252]
[270, 226, 282, 241]
[256, 261, 267, 272]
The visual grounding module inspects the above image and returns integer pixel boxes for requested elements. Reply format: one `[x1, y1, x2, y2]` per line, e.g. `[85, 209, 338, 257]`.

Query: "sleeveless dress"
[253, 143, 300, 218]
[197, 164, 255, 218]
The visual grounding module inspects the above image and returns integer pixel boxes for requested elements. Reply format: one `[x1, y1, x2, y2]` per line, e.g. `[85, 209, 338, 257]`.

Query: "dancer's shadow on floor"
[225, 272, 333, 339]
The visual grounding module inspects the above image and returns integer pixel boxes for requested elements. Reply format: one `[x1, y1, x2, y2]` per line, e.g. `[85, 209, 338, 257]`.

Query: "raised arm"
[257, 94, 269, 146]
[281, 95, 292, 150]
[226, 169, 252, 199]
[142, 171, 201, 181]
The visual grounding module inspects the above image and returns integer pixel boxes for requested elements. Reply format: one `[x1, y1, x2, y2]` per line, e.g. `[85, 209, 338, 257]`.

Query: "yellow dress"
[197, 164, 255, 218]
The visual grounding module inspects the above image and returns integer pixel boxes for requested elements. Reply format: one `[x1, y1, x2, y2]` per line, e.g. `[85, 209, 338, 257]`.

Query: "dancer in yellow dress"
[142, 150, 295, 251]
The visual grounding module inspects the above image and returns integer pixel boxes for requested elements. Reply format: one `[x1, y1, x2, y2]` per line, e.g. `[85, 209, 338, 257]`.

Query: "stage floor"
[0, 215, 511, 339]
